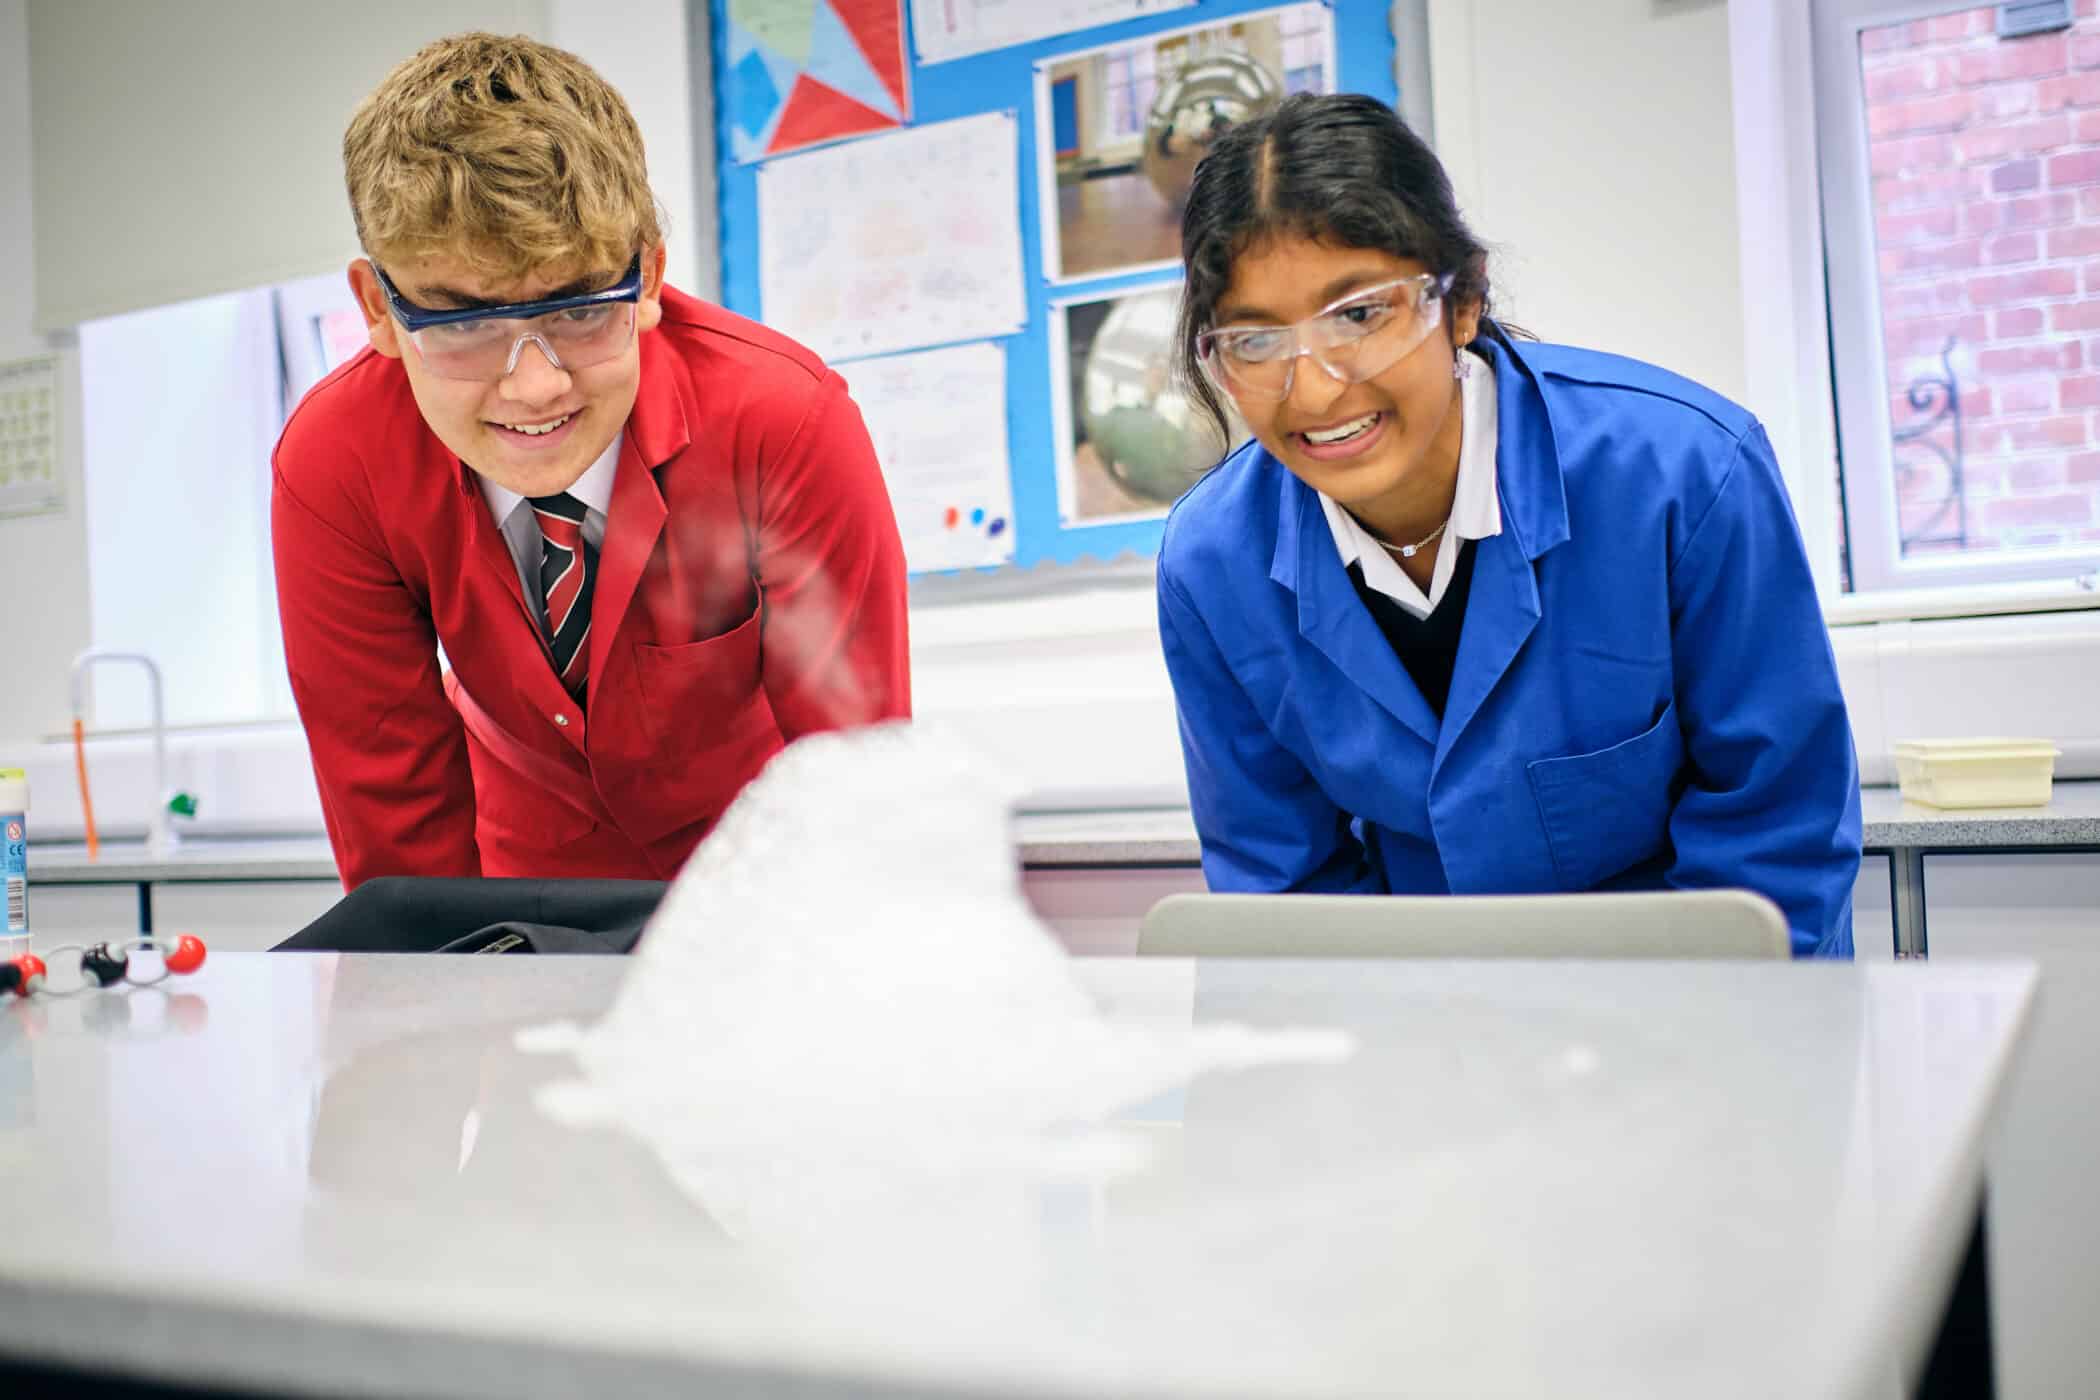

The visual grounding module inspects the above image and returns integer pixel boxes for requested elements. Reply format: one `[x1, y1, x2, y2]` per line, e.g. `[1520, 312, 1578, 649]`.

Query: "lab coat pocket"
[633, 607, 779, 758]
[1525, 702, 1685, 891]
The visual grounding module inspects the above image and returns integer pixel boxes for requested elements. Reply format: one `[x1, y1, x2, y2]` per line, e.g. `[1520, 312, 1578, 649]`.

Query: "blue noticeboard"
[710, 0, 1401, 574]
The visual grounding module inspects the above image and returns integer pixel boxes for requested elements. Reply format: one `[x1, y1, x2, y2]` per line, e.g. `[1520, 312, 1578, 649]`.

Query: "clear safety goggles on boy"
[373, 255, 644, 381]
[1195, 272, 1455, 401]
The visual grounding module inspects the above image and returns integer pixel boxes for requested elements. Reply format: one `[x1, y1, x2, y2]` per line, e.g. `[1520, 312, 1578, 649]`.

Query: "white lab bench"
[18, 797, 2099, 1400]
[0, 953, 2038, 1399]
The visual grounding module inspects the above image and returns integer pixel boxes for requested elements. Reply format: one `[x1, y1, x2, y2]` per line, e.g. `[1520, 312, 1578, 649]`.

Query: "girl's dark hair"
[1176, 92, 1513, 439]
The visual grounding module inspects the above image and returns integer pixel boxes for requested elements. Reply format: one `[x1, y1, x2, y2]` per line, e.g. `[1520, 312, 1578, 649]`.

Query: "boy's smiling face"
[349, 244, 666, 499]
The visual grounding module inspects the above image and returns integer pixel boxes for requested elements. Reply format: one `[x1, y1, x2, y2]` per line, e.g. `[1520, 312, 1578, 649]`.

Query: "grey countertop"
[0, 953, 2039, 1399]
[26, 781, 2100, 884]
[27, 837, 342, 884]
[1013, 781, 2100, 867]
[1856, 780, 2100, 849]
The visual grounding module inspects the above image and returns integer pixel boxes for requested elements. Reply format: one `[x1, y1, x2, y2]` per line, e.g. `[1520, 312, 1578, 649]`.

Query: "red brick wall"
[1863, 0, 2100, 557]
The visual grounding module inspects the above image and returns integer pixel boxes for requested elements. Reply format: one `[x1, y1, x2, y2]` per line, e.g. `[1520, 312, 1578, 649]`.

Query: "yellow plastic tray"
[1892, 738, 2060, 809]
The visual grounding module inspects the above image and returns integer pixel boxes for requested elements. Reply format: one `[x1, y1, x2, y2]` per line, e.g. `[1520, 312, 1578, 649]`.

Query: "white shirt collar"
[1318, 349, 1501, 620]
[476, 430, 623, 528]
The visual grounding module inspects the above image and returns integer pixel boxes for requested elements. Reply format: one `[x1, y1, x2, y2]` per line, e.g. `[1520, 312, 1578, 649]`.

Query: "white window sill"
[1825, 574, 2100, 628]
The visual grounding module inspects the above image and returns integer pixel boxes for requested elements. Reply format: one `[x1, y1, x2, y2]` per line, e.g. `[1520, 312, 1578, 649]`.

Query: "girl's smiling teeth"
[496, 412, 575, 436]
[1299, 411, 1381, 445]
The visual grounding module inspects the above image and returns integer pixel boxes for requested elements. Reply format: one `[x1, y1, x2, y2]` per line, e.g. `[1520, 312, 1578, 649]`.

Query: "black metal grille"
[1894, 336, 1970, 555]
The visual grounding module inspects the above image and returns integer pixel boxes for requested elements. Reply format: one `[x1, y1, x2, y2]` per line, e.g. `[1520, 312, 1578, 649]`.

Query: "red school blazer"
[271, 286, 911, 889]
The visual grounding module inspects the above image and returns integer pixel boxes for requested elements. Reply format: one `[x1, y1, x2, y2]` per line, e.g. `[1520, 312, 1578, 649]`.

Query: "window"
[1103, 45, 1158, 144]
[1817, 0, 2100, 591]
[276, 271, 371, 408]
[1279, 6, 1328, 95]
[77, 274, 365, 730]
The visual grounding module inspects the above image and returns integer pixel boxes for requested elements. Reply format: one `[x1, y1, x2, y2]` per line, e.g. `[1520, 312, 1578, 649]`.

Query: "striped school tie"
[530, 492, 597, 698]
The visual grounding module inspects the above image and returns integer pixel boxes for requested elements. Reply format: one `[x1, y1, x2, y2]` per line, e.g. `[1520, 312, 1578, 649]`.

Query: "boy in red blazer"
[273, 32, 910, 890]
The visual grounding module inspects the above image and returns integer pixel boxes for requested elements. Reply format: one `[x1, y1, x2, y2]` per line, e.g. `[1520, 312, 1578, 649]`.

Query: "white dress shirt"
[1317, 349, 1500, 620]
[477, 433, 622, 608]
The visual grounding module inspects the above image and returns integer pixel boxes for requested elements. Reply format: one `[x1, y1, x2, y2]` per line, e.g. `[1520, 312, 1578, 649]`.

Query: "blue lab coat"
[1156, 336, 1863, 957]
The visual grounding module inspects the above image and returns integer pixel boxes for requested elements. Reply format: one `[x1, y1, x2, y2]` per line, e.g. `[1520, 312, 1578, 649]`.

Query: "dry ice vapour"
[519, 721, 1351, 1227]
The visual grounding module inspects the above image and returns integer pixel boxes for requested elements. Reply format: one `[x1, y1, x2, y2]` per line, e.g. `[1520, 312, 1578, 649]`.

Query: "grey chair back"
[1136, 889, 1792, 959]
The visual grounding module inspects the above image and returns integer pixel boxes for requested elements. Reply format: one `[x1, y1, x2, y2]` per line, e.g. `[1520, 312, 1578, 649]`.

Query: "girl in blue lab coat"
[1158, 94, 1862, 956]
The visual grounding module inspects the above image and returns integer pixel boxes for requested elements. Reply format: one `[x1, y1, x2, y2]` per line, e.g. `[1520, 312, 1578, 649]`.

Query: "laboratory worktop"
[25, 781, 2100, 883]
[1019, 782, 2100, 864]
[0, 953, 2039, 1399]
[26, 837, 342, 884]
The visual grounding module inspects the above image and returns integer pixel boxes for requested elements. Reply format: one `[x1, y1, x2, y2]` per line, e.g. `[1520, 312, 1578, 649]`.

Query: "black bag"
[274, 876, 670, 954]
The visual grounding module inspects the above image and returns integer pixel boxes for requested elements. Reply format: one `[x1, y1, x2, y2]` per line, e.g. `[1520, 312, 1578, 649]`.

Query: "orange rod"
[71, 716, 100, 861]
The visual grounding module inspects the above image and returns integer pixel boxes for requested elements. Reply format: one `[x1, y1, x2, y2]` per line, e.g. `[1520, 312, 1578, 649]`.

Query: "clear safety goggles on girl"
[1195, 272, 1455, 401]
[373, 255, 643, 381]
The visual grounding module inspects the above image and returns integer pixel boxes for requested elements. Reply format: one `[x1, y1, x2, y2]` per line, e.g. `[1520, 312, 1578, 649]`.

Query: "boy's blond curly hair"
[343, 32, 663, 282]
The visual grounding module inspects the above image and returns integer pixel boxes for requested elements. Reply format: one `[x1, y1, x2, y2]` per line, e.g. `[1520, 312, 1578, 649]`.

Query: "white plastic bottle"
[0, 767, 27, 958]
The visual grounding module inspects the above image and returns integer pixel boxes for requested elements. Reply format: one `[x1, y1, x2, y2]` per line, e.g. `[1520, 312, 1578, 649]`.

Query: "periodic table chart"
[0, 355, 63, 521]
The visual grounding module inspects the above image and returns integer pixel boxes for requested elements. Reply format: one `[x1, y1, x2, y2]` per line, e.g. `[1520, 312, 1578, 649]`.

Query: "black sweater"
[1344, 537, 1478, 718]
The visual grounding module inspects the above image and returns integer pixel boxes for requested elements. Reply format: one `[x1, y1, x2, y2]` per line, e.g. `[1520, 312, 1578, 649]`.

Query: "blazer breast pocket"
[632, 606, 779, 759]
[1525, 701, 1686, 891]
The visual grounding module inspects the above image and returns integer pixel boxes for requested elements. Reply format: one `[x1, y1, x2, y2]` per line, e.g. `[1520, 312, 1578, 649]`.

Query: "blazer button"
[553, 713, 570, 727]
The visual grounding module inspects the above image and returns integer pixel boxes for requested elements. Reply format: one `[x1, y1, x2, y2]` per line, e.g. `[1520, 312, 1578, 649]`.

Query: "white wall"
[1834, 608, 2100, 785]
[1425, 0, 1747, 403]
[0, 0, 93, 746]
[547, 0, 703, 294]
[911, 590, 1188, 807]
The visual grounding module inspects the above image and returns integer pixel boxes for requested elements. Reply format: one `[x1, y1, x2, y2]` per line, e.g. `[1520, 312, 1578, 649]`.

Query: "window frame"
[1279, 4, 1328, 94]
[1103, 45, 1158, 146]
[77, 286, 296, 733]
[1812, 0, 2100, 593]
[274, 270, 366, 410]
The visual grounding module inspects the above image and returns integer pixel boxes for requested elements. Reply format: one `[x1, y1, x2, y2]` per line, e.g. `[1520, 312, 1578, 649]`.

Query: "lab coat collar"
[1429, 332, 1558, 766]
[1433, 520, 1541, 772]
[587, 320, 691, 689]
[627, 309, 696, 470]
[1281, 480, 1441, 747]
[1476, 331, 1571, 561]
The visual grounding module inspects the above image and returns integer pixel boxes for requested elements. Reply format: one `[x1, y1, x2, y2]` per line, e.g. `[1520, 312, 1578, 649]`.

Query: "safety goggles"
[373, 255, 643, 381]
[1195, 272, 1454, 402]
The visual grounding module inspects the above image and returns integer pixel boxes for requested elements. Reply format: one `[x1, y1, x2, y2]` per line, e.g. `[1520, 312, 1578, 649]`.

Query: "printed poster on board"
[726, 0, 912, 161]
